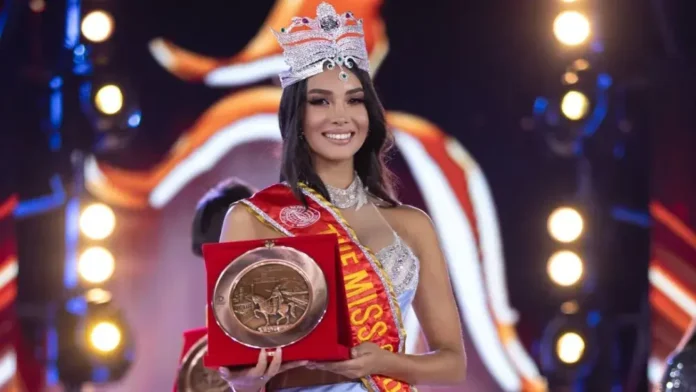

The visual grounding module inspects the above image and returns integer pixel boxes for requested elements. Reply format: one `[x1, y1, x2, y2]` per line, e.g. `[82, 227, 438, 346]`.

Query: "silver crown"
[271, 2, 370, 88]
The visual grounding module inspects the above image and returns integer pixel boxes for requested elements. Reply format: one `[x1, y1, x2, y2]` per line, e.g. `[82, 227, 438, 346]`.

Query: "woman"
[217, 3, 466, 391]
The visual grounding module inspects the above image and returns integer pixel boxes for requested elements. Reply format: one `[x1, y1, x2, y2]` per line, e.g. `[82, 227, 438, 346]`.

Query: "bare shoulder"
[393, 204, 432, 222]
[224, 202, 257, 226]
[219, 202, 264, 242]
[380, 204, 436, 245]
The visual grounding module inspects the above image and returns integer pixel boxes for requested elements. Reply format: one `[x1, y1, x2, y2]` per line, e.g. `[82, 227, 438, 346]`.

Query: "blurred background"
[0, 0, 694, 390]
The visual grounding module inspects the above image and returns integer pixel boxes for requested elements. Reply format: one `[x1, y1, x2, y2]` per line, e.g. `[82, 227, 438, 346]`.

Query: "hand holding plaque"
[174, 328, 309, 392]
[202, 234, 352, 369]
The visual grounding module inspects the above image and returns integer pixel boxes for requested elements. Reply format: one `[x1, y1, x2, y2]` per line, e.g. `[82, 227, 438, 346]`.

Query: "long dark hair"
[278, 64, 399, 207]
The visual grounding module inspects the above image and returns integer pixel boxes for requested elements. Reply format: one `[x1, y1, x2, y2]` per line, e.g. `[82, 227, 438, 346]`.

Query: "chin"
[314, 149, 359, 164]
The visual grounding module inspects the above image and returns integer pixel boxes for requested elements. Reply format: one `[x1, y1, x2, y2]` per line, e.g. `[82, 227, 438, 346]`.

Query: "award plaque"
[202, 234, 351, 368]
[175, 329, 230, 392]
[212, 242, 328, 348]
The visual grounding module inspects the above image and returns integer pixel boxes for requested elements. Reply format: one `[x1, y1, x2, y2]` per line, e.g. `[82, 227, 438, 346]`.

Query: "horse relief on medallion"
[231, 263, 311, 334]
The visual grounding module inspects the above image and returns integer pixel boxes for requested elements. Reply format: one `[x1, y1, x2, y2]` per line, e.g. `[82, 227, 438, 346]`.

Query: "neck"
[313, 157, 355, 189]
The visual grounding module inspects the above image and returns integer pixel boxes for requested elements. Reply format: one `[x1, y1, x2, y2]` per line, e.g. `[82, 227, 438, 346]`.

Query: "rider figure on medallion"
[216, 2, 467, 392]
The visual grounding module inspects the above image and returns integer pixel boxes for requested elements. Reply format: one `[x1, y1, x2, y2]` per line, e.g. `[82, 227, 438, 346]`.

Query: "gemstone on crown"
[317, 3, 340, 32]
[320, 16, 339, 32]
[317, 3, 341, 32]
[317, 2, 337, 20]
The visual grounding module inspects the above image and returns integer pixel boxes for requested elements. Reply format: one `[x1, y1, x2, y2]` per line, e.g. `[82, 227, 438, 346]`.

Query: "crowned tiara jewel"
[272, 2, 370, 88]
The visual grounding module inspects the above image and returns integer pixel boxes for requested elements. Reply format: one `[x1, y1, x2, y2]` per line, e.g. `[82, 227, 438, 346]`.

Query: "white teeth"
[324, 133, 352, 140]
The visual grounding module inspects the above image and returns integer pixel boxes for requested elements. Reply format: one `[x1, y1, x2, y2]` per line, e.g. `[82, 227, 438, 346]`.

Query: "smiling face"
[302, 67, 369, 165]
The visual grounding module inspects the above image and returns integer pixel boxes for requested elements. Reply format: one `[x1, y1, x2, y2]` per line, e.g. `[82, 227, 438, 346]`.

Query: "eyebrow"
[307, 88, 364, 95]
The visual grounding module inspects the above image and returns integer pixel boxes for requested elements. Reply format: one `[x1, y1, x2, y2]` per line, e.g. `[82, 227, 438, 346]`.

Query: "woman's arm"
[675, 317, 696, 352]
[376, 206, 467, 385]
[313, 206, 466, 384]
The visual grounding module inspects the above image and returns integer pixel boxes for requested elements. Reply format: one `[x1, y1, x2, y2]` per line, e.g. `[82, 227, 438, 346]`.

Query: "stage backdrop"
[0, 195, 43, 392]
[82, 0, 560, 390]
[647, 76, 696, 386]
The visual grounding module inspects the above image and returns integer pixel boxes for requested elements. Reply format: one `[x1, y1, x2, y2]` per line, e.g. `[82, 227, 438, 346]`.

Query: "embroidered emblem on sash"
[279, 206, 320, 228]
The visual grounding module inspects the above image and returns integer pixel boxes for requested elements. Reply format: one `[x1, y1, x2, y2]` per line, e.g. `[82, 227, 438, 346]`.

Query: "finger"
[248, 349, 268, 377]
[314, 363, 354, 379]
[315, 358, 359, 373]
[265, 347, 283, 377]
[351, 343, 376, 358]
[350, 347, 364, 358]
[218, 367, 232, 382]
[279, 360, 309, 372]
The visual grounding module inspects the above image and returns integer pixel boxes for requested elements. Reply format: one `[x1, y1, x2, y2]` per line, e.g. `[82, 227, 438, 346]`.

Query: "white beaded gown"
[279, 232, 420, 392]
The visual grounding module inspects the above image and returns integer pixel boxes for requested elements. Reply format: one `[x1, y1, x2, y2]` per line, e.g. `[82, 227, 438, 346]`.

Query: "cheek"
[302, 109, 328, 150]
[353, 108, 370, 132]
[303, 107, 324, 136]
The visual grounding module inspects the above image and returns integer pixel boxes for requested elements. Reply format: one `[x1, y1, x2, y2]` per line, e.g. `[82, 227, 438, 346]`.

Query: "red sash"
[241, 183, 414, 392]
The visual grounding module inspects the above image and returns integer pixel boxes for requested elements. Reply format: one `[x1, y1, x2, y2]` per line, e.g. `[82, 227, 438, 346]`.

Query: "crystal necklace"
[326, 174, 368, 210]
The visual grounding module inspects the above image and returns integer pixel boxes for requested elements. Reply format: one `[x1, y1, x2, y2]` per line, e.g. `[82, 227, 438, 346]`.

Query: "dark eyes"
[307, 97, 365, 106]
[308, 98, 329, 105]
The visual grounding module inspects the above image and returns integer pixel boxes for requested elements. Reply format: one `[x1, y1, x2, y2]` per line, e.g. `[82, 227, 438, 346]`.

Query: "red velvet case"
[202, 234, 352, 368]
[173, 327, 207, 392]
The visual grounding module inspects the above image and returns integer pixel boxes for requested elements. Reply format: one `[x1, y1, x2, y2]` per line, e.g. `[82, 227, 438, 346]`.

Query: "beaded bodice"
[374, 232, 419, 298]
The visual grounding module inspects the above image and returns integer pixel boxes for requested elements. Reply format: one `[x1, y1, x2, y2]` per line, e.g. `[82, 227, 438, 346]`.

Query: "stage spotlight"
[562, 72, 579, 85]
[94, 84, 123, 115]
[81, 10, 114, 43]
[29, 0, 46, 13]
[547, 250, 583, 287]
[548, 207, 584, 242]
[88, 321, 122, 353]
[78, 246, 115, 284]
[556, 332, 585, 364]
[561, 90, 590, 120]
[537, 68, 611, 158]
[553, 11, 591, 47]
[540, 311, 600, 382]
[571, 59, 590, 71]
[561, 300, 579, 315]
[56, 291, 134, 386]
[79, 77, 142, 147]
[79, 203, 115, 240]
[85, 288, 112, 303]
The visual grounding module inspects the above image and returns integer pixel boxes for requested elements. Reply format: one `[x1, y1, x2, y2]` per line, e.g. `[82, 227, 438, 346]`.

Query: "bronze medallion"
[232, 263, 311, 334]
[177, 335, 231, 392]
[212, 243, 328, 348]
